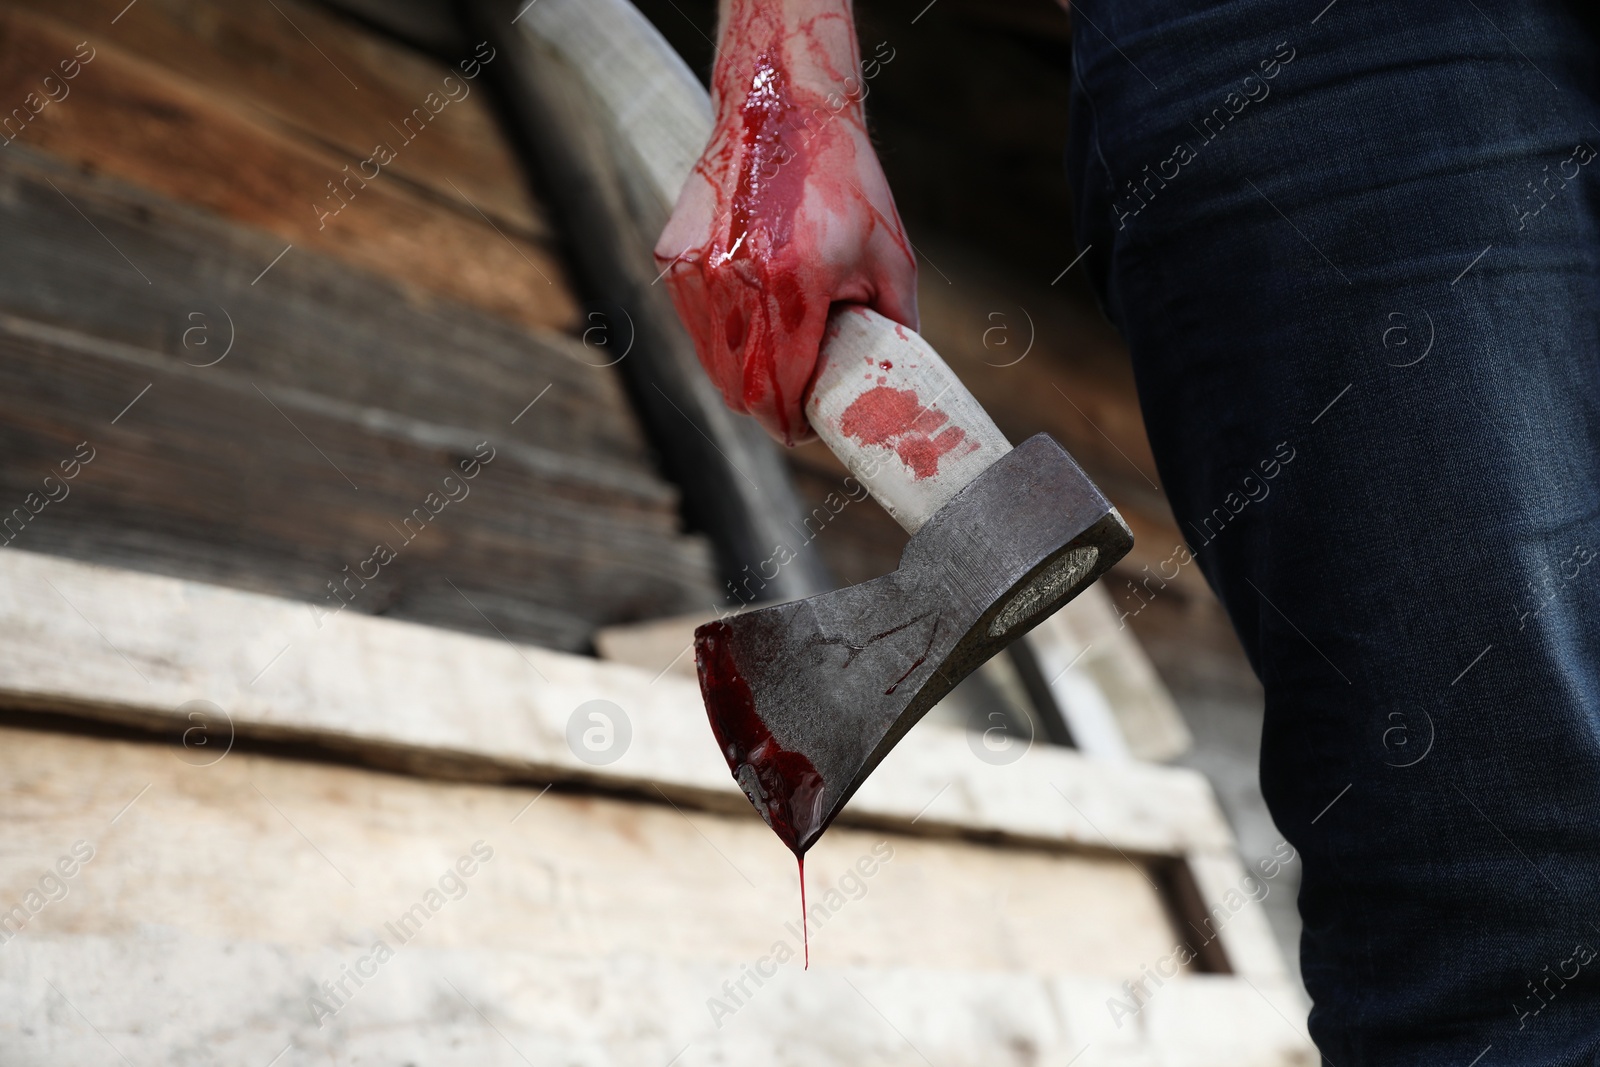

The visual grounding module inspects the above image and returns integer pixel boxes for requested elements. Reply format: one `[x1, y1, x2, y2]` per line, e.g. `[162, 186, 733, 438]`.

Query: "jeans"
[1065, 1, 1600, 1062]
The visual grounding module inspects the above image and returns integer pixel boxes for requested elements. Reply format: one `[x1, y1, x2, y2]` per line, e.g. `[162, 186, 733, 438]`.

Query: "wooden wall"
[0, 547, 1314, 1064]
[0, 0, 722, 651]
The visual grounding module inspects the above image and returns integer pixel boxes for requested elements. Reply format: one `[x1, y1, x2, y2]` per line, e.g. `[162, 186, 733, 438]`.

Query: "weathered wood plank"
[0, 4, 578, 333]
[317, 0, 467, 56]
[0, 547, 1311, 1057]
[0, 727, 1314, 1065]
[0, 321, 718, 649]
[1021, 587, 1192, 763]
[0, 144, 652, 470]
[0, 729, 1181, 978]
[14, 0, 544, 238]
[0, 547, 1238, 863]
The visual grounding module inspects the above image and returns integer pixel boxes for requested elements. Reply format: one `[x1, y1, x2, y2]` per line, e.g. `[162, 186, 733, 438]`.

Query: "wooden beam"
[0, 317, 717, 650]
[0, 546, 1305, 1057]
[316, 0, 468, 55]
[0, 545, 1234, 861]
[0, 725, 1312, 1065]
[18, 0, 541, 238]
[0, 146, 651, 470]
[0, 4, 578, 333]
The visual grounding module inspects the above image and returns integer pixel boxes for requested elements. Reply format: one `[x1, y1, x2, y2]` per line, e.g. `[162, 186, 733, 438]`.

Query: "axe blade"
[694, 434, 1132, 854]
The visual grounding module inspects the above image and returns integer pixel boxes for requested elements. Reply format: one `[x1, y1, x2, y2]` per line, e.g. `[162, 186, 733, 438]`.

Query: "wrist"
[711, 0, 861, 119]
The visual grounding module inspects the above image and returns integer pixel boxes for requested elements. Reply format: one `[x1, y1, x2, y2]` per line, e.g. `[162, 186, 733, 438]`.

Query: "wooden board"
[0, 317, 716, 649]
[0, 547, 1228, 858]
[0, 3, 578, 333]
[0, 137, 723, 649]
[0, 547, 1313, 1061]
[0, 145, 649, 468]
[17, 0, 542, 236]
[0, 546, 1300, 1013]
[318, 0, 468, 55]
[0, 726, 1313, 1066]
[1024, 588, 1193, 763]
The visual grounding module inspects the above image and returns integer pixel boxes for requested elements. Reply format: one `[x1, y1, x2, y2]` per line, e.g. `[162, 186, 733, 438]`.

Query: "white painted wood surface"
[1030, 607, 1135, 763]
[0, 548, 1309, 1061]
[0, 727, 1315, 1066]
[0, 548, 1221, 857]
[1028, 586, 1193, 763]
[511, 0, 1014, 532]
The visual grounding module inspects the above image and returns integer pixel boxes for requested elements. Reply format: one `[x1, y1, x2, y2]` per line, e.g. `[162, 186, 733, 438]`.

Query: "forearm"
[711, 0, 863, 124]
[658, 0, 916, 444]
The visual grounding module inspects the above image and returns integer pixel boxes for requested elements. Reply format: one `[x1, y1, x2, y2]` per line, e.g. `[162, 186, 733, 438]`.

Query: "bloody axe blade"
[695, 433, 1131, 855]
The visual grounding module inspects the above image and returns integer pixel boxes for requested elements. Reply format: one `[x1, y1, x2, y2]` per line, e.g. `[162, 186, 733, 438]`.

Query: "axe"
[495, 0, 1132, 859]
[695, 308, 1132, 856]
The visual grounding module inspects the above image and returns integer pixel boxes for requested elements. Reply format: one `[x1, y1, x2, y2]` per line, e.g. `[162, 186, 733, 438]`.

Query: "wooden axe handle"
[804, 307, 1011, 533]
[511, 0, 1012, 534]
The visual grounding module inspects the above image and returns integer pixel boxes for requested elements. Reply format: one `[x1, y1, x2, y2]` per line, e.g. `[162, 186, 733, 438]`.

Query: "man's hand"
[655, 0, 917, 446]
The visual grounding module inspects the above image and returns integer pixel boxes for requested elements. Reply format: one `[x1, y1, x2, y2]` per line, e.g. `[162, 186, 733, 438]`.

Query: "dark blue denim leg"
[1066, 1, 1600, 1062]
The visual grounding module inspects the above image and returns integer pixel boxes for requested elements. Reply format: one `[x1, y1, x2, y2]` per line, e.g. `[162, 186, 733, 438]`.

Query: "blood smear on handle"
[839, 385, 972, 480]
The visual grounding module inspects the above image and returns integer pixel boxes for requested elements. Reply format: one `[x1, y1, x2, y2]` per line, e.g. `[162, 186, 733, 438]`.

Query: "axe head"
[694, 434, 1133, 854]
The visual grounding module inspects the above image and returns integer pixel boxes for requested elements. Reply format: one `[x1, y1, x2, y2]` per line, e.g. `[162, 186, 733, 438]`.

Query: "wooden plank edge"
[0, 311, 678, 509]
[0, 546, 1235, 860]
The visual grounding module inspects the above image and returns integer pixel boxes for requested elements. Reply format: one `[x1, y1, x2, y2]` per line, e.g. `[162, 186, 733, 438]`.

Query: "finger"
[865, 226, 920, 333]
[654, 161, 724, 263]
[738, 278, 830, 446]
[654, 199, 712, 266]
[661, 256, 746, 414]
[866, 265, 919, 334]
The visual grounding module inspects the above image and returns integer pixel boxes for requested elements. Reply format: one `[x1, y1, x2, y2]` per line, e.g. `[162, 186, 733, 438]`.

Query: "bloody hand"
[654, 1, 918, 446]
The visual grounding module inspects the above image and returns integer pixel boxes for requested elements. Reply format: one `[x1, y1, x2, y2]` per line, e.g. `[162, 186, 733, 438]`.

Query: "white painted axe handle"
[512, 0, 1012, 534]
[804, 307, 1010, 533]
